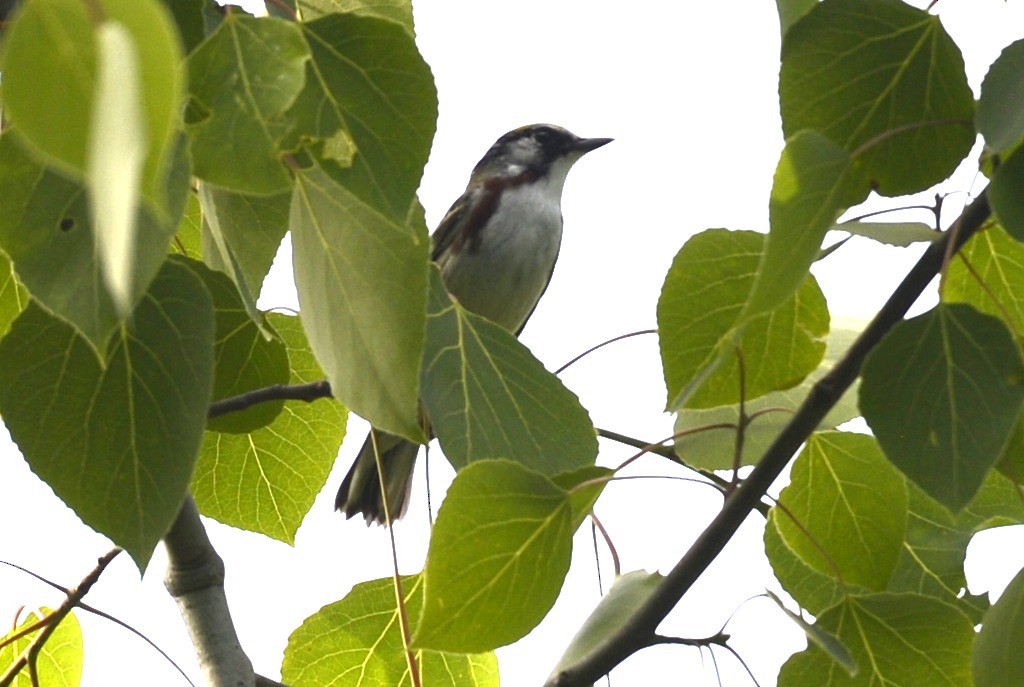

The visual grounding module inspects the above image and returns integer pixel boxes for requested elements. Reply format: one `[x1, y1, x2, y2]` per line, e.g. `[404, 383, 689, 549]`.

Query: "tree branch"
[207, 380, 333, 420]
[547, 190, 992, 686]
[0, 549, 120, 686]
[163, 496, 259, 687]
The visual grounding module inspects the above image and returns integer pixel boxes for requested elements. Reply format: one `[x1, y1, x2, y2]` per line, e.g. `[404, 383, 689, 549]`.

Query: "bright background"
[4, 1, 1024, 685]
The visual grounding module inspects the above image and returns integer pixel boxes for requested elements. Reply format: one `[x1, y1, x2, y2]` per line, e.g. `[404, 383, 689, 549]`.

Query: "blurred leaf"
[414, 460, 573, 652]
[296, 0, 413, 32]
[548, 571, 663, 679]
[778, 593, 973, 686]
[421, 267, 598, 474]
[860, 303, 1024, 511]
[186, 14, 308, 194]
[973, 565, 1024, 687]
[0, 261, 214, 570]
[836, 221, 939, 247]
[977, 38, 1024, 155]
[776, 432, 907, 590]
[193, 313, 346, 543]
[658, 229, 828, 410]
[0, 608, 83, 687]
[0, 133, 189, 351]
[780, 0, 974, 196]
[159, 0, 206, 54]
[290, 161, 428, 440]
[1, 0, 182, 211]
[283, 576, 498, 687]
[675, 319, 863, 471]
[766, 590, 858, 677]
[179, 258, 289, 433]
[746, 130, 869, 318]
[988, 150, 1024, 242]
[288, 12, 436, 217]
[199, 183, 290, 320]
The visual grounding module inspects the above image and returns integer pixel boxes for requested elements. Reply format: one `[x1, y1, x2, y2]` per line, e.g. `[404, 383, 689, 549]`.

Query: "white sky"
[3, 1, 1024, 686]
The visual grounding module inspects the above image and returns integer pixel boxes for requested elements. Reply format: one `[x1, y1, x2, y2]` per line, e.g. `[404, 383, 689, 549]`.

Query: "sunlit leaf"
[193, 313, 346, 543]
[414, 460, 573, 652]
[973, 565, 1024, 687]
[779, 593, 973, 686]
[776, 432, 907, 590]
[0, 608, 83, 687]
[283, 576, 498, 687]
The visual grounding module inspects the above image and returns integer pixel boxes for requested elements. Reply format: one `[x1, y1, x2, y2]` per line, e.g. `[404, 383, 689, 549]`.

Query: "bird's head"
[470, 124, 612, 186]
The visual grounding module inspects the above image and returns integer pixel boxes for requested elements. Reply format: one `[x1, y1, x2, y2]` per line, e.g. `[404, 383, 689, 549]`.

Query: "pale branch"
[0, 548, 120, 687]
[207, 381, 333, 420]
[546, 190, 992, 687]
[164, 496, 271, 687]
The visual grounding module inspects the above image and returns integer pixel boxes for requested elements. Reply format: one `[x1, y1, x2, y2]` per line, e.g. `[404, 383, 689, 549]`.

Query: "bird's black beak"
[572, 136, 613, 154]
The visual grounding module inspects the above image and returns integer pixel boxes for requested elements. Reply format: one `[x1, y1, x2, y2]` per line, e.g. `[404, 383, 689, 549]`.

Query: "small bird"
[336, 123, 612, 525]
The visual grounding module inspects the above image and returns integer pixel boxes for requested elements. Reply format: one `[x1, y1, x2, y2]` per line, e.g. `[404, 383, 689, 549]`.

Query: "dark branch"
[207, 380, 333, 419]
[547, 190, 991, 686]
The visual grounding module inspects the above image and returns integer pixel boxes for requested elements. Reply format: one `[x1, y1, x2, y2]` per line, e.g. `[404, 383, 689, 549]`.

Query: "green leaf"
[988, 150, 1024, 242]
[765, 508, 861, 615]
[778, 593, 974, 686]
[414, 460, 574, 652]
[1, 0, 183, 211]
[421, 267, 598, 474]
[779, 0, 974, 196]
[945, 223, 1024, 337]
[675, 321, 863, 471]
[888, 472, 1024, 621]
[973, 565, 1024, 687]
[283, 576, 498, 687]
[548, 570, 664, 679]
[185, 14, 308, 194]
[0, 608, 83, 687]
[837, 221, 939, 247]
[179, 258, 289, 433]
[199, 183, 290, 321]
[746, 130, 869, 318]
[775, 0, 817, 37]
[977, 38, 1024, 154]
[766, 590, 858, 677]
[0, 252, 29, 340]
[552, 465, 613, 529]
[658, 229, 828, 410]
[296, 0, 414, 34]
[193, 312, 345, 543]
[290, 161, 428, 440]
[775, 432, 907, 590]
[0, 133, 190, 351]
[160, 0, 207, 54]
[289, 12, 437, 217]
[860, 303, 1024, 511]
[0, 260, 214, 569]
[173, 191, 204, 261]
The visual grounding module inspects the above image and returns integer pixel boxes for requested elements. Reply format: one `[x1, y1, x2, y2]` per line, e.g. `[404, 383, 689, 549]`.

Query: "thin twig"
[0, 549, 120, 687]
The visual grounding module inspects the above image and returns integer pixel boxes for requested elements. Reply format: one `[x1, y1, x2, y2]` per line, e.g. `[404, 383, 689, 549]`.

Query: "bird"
[335, 123, 612, 525]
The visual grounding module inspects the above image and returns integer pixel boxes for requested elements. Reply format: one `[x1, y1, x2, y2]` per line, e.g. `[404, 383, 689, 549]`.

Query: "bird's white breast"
[441, 178, 564, 332]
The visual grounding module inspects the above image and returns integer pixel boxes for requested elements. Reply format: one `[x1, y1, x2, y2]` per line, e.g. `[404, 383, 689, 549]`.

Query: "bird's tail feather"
[335, 429, 419, 526]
